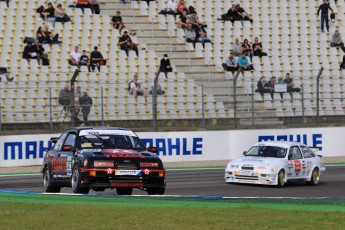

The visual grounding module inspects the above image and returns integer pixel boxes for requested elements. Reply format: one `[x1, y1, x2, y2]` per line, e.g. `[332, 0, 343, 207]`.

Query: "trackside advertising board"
[0, 127, 342, 167]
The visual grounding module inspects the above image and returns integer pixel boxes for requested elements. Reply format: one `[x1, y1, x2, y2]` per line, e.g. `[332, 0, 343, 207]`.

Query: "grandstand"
[0, 0, 344, 131]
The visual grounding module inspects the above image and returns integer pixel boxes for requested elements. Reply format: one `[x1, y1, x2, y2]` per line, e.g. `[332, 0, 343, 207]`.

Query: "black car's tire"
[147, 187, 165, 195]
[43, 167, 61, 193]
[71, 165, 89, 194]
[116, 187, 133, 195]
[276, 169, 285, 188]
[306, 168, 320, 186]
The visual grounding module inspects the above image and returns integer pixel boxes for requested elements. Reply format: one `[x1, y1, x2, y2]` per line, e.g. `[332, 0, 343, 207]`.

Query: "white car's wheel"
[277, 169, 285, 188]
[306, 168, 320, 186]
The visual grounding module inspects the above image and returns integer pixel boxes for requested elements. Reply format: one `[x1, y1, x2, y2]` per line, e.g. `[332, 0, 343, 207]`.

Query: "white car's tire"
[277, 169, 285, 188]
[306, 168, 320, 186]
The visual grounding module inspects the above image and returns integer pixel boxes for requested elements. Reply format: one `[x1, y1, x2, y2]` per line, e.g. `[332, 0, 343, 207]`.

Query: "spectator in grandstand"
[267, 76, 276, 98]
[237, 52, 253, 71]
[76, 0, 91, 14]
[252, 37, 268, 58]
[89, 0, 100, 14]
[177, 0, 186, 15]
[59, 84, 72, 113]
[197, 30, 211, 48]
[178, 10, 189, 29]
[69, 46, 82, 67]
[317, 0, 334, 33]
[185, 23, 198, 48]
[330, 30, 345, 52]
[255, 76, 270, 95]
[232, 38, 242, 56]
[188, 11, 205, 32]
[43, 2, 56, 26]
[111, 11, 136, 35]
[284, 73, 300, 93]
[340, 55, 345, 69]
[118, 31, 139, 56]
[159, 54, 173, 79]
[235, 3, 253, 25]
[80, 50, 91, 71]
[32, 39, 49, 65]
[90, 46, 105, 72]
[43, 25, 60, 44]
[162, 0, 179, 15]
[55, 4, 71, 24]
[129, 74, 148, 103]
[224, 51, 239, 72]
[242, 39, 253, 61]
[22, 42, 46, 65]
[36, 26, 46, 44]
[223, 4, 239, 24]
[79, 90, 93, 125]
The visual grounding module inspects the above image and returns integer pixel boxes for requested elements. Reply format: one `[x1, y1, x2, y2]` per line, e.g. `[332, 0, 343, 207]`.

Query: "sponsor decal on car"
[294, 160, 301, 173]
[105, 153, 145, 159]
[240, 158, 265, 163]
[115, 170, 142, 176]
[52, 158, 67, 174]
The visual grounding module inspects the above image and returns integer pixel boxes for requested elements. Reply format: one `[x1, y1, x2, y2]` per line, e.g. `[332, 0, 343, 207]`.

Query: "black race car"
[41, 127, 165, 195]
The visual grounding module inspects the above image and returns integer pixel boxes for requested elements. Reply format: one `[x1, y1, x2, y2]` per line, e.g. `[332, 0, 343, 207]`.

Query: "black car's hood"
[80, 148, 158, 159]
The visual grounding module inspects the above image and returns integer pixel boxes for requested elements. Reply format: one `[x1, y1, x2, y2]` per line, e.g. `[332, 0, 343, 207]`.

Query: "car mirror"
[148, 147, 157, 153]
[288, 154, 292, 160]
[243, 151, 246, 155]
[62, 145, 73, 151]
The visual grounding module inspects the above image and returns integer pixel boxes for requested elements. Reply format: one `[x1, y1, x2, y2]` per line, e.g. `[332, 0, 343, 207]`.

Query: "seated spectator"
[331, 30, 345, 52]
[340, 55, 345, 70]
[43, 25, 60, 44]
[159, 53, 173, 78]
[225, 51, 239, 72]
[255, 76, 270, 95]
[55, 4, 71, 23]
[22, 43, 38, 63]
[222, 4, 239, 24]
[237, 52, 253, 71]
[69, 46, 82, 67]
[111, 11, 136, 35]
[32, 39, 49, 65]
[90, 46, 105, 72]
[42, 2, 56, 26]
[118, 31, 138, 56]
[177, 0, 186, 15]
[232, 38, 242, 56]
[59, 84, 72, 113]
[267, 76, 276, 98]
[185, 23, 198, 48]
[188, 11, 205, 32]
[242, 39, 253, 61]
[252, 37, 267, 58]
[149, 78, 165, 95]
[129, 74, 147, 102]
[89, 0, 100, 14]
[75, 0, 91, 14]
[178, 10, 189, 29]
[235, 3, 253, 25]
[159, 0, 179, 16]
[36, 26, 46, 44]
[197, 30, 211, 48]
[80, 50, 91, 71]
[284, 73, 300, 92]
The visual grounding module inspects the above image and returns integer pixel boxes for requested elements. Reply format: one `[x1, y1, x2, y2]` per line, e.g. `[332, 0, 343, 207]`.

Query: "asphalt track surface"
[0, 166, 344, 197]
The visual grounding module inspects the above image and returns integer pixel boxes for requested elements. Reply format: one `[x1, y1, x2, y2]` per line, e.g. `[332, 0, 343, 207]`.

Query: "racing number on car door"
[289, 146, 305, 178]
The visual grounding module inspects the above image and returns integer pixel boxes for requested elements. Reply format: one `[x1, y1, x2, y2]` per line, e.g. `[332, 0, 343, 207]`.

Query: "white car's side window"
[289, 146, 302, 160]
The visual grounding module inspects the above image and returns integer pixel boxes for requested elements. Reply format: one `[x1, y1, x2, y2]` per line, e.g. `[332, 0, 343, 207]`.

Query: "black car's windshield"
[79, 135, 146, 150]
[245, 146, 287, 158]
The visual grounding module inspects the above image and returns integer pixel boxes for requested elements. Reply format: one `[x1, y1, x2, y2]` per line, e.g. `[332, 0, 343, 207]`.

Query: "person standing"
[159, 54, 173, 78]
[79, 91, 93, 125]
[317, 0, 334, 33]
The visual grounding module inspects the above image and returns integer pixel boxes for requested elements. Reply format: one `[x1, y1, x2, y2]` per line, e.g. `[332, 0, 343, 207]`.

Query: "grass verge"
[0, 192, 345, 229]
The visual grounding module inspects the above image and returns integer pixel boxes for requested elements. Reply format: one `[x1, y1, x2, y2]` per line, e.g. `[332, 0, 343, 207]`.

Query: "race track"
[0, 166, 344, 197]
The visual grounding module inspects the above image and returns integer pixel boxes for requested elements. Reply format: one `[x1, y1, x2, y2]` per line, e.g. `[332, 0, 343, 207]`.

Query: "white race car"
[225, 141, 326, 187]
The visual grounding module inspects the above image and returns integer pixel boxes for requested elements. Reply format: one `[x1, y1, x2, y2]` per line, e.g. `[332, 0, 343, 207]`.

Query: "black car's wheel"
[43, 167, 61, 193]
[116, 187, 133, 195]
[71, 165, 89, 194]
[306, 168, 320, 186]
[147, 187, 165, 195]
[276, 169, 285, 188]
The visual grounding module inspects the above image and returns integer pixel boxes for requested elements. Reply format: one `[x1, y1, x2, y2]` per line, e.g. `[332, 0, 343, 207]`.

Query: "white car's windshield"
[80, 135, 146, 150]
[245, 146, 287, 158]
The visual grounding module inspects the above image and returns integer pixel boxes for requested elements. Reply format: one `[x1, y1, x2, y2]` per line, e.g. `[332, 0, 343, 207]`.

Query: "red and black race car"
[41, 127, 165, 195]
